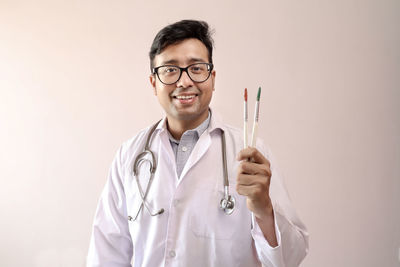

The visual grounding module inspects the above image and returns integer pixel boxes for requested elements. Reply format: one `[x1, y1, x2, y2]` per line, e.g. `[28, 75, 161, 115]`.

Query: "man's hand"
[236, 147, 278, 247]
[236, 147, 273, 218]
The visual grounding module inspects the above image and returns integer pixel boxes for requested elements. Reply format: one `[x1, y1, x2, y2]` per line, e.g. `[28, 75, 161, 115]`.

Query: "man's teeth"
[176, 95, 195, 100]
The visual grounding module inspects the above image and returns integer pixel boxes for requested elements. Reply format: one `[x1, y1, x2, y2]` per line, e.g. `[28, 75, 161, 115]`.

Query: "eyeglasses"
[152, 63, 213, 85]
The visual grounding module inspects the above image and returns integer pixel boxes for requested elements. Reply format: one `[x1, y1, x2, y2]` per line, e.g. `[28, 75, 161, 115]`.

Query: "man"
[87, 20, 308, 267]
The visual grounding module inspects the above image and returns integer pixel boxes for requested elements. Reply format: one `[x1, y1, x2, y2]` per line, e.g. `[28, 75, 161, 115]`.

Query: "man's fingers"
[236, 183, 268, 199]
[237, 147, 270, 166]
[237, 160, 271, 177]
[236, 173, 267, 185]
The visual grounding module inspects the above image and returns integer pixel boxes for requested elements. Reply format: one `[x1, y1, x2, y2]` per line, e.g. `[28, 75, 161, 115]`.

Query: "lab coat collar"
[207, 108, 226, 135]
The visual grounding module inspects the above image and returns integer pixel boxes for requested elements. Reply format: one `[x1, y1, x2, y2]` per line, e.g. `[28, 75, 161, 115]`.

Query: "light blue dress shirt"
[167, 111, 211, 177]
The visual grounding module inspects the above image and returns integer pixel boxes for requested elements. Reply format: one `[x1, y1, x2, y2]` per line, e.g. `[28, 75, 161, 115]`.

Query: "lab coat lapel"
[179, 131, 211, 180]
[179, 110, 226, 180]
[155, 120, 179, 180]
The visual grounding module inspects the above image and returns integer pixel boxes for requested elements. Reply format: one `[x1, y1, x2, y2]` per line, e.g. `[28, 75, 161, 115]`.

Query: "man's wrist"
[254, 199, 274, 221]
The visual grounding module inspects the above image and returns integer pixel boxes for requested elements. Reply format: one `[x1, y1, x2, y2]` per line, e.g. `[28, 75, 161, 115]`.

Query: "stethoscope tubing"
[131, 120, 235, 220]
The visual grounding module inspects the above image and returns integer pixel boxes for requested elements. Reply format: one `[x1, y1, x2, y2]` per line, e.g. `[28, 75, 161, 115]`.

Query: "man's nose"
[176, 70, 194, 88]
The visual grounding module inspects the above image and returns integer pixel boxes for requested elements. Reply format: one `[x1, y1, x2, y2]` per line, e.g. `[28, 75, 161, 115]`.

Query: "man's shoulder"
[209, 111, 241, 136]
[221, 123, 241, 135]
[118, 124, 157, 158]
[215, 120, 242, 140]
[215, 119, 270, 157]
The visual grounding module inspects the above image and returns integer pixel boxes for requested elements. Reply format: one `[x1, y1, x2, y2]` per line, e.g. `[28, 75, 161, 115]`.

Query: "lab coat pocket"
[189, 186, 239, 240]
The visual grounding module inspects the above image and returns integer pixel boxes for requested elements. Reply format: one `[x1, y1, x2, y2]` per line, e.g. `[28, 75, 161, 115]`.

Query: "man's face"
[150, 38, 216, 126]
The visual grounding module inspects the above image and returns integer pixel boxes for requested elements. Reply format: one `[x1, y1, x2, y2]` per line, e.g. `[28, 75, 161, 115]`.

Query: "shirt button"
[173, 199, 179, 207]
[181, 146, 188, 152]
[169, 250, 176, 258]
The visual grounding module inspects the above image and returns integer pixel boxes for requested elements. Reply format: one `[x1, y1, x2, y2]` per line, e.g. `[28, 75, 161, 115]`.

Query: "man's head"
[149, 20, 216, 131]
[149, 20, 214, 70]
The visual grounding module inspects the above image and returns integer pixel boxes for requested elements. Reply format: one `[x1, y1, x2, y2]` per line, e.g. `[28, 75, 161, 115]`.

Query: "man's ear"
[149, 75, 157, 95]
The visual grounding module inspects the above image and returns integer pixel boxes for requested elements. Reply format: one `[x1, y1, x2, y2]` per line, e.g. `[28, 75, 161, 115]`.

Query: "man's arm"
[87, 147, 133, 267]
[236, 147, 278, 246]
[236, 147, 309, 266]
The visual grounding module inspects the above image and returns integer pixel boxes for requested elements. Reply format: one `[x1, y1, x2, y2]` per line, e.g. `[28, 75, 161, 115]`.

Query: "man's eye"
[190, 65, 204, 73]
[164, 67, 178, 73]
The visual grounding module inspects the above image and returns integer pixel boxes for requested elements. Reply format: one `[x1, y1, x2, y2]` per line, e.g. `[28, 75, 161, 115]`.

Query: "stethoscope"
[129, 120, 235, 221]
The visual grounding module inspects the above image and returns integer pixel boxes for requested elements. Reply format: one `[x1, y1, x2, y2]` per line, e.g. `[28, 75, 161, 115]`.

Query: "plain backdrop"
[1, 0, 399, 266]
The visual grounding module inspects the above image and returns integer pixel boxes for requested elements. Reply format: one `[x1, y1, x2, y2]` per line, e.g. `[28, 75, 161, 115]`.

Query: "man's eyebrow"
[187, 57, 206, 63]
[160, 58, 207, 66]
[161, 59, 179, 65]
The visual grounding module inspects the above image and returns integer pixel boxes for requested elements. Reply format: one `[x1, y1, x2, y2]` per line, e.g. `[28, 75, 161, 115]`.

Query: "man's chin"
[174, 112, 200, 121]
[169, 108, 206, 122]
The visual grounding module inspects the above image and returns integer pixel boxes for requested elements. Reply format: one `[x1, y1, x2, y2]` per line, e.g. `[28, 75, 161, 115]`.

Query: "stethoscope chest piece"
[220, 195, 235, 215]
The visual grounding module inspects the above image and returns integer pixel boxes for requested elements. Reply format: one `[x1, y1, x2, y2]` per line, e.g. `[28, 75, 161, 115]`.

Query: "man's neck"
[167, 111, 209, 140]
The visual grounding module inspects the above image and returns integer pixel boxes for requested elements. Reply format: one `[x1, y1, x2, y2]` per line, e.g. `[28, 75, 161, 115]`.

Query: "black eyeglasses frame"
[152, 63, 214, 85]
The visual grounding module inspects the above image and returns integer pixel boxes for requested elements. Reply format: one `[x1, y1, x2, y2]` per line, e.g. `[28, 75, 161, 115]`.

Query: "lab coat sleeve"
[251, 141, 309, 267]
[87, 145, 133, 267]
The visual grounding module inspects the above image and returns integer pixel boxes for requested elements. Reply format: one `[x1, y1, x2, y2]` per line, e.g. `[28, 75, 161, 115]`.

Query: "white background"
[0, 0, 399, 266]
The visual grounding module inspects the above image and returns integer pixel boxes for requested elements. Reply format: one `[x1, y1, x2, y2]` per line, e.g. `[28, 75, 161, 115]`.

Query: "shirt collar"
[155, 107, 225, 136]
[167, 110, 211, 143]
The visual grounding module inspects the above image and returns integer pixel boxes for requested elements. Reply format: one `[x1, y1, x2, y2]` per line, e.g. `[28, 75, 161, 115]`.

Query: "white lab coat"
[87, 111, 309, 267]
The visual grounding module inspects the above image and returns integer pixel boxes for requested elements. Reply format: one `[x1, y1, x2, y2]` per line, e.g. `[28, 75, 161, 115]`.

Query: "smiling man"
[87, 20, 309, 267]
[150, 38, 214, 139]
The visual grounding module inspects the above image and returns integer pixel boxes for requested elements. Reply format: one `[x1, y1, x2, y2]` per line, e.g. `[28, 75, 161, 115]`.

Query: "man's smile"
[174, 94, 197, 100]
[172, 93, 199, 104]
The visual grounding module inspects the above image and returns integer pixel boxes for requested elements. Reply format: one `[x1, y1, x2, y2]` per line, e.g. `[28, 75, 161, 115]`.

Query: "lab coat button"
[169, 250, 176, 258]
[181, 146, 188, 152]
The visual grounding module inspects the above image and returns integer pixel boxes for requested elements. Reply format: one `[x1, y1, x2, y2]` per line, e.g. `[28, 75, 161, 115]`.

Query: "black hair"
[149, 20, 214, 70]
